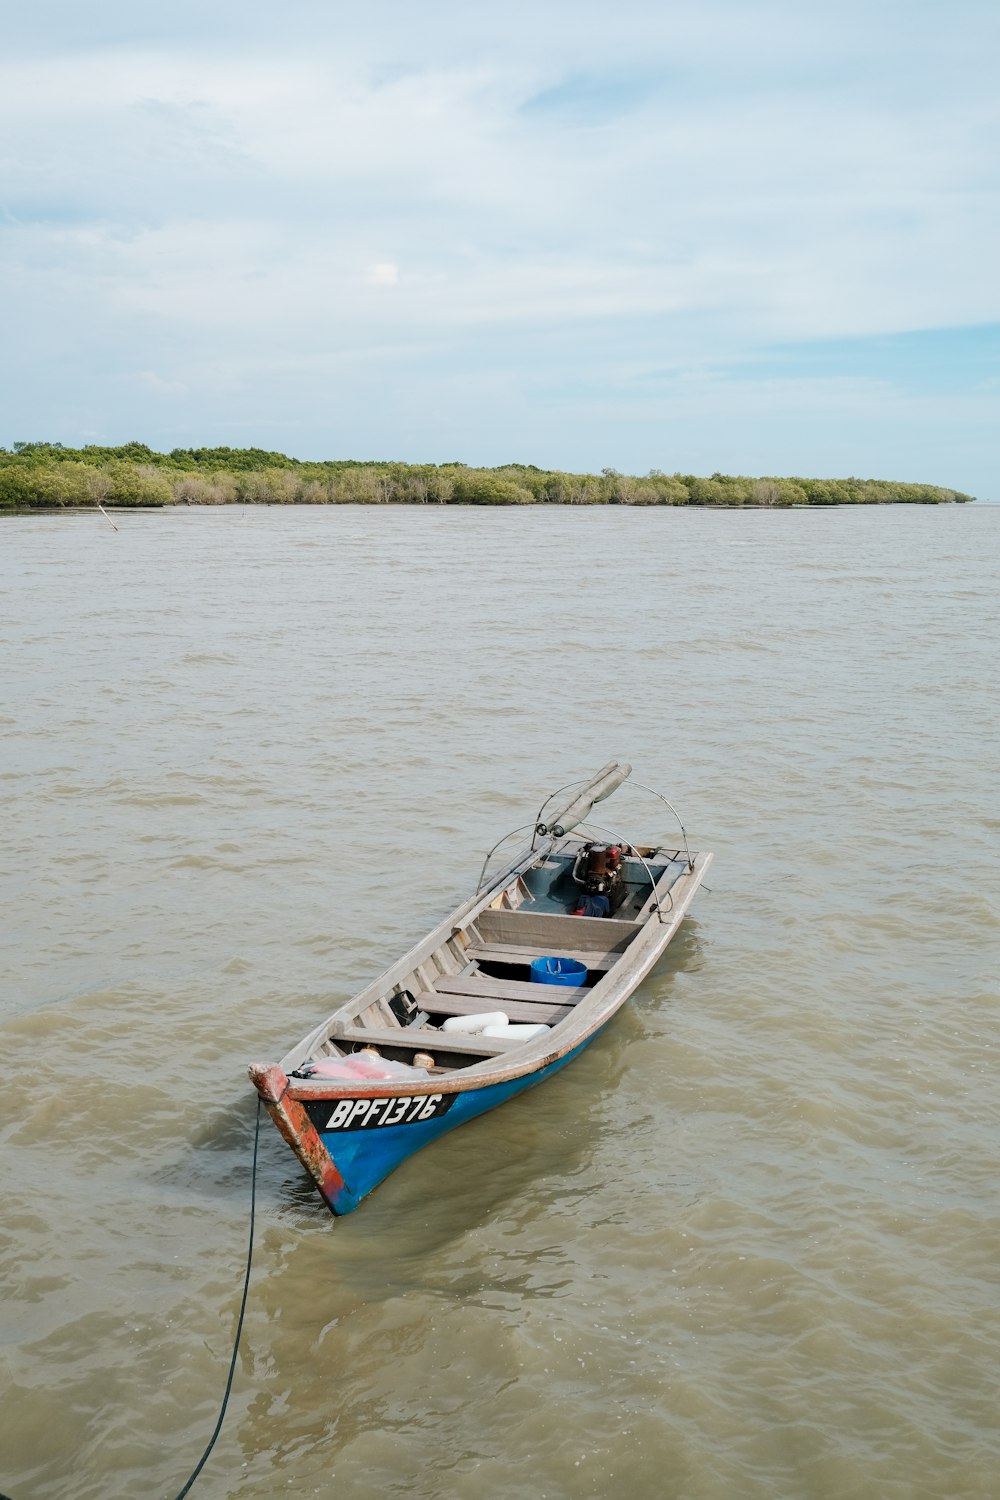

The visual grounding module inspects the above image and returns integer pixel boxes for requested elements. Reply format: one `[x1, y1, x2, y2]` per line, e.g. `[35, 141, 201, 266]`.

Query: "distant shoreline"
[0, 442, 976, 509]
[2, 500, 979, 519]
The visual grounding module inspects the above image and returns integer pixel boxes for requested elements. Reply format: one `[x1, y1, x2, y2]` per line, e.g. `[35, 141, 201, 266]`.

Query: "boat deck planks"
[466, 942, 620, 972]
[474, 908, 640, 952]
[330, 1021, 521, 1057]
[431, 973, 588, 1005]
[414, 992, 576, 1026]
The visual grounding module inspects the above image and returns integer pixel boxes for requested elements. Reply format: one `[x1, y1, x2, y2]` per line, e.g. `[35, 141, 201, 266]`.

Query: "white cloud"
[364, 262, 399, 286]
[134, 370, 188, 395]
[2, 37, 997, 345]
[1, 0, 998, 490]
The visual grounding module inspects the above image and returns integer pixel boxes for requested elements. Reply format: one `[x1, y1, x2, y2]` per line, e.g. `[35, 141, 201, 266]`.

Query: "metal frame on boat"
[249, 762, 712, 1215]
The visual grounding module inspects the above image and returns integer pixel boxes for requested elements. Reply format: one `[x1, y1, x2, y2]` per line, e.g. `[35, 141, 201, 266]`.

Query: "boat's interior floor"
[306, 851, 689, 1077]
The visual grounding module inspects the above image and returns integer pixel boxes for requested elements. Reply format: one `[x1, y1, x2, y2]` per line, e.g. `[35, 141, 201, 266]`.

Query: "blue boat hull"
[304, 1030, 604, 1214]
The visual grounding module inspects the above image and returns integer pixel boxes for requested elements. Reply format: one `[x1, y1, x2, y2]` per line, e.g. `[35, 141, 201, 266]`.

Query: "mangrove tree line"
[0, 442, 974, 510]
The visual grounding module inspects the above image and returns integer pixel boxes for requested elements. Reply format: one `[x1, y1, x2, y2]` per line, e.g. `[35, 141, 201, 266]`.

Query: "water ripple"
[0, 504, 997, 1499]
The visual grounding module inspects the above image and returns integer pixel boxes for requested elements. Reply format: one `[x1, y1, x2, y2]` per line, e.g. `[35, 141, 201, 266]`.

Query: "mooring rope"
[1, 1098, 263, 1500]
[170, 1095, 262, 1499]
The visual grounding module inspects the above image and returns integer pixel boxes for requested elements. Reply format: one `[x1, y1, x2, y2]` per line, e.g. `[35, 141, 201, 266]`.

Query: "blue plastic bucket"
[530, 956, 588, 987]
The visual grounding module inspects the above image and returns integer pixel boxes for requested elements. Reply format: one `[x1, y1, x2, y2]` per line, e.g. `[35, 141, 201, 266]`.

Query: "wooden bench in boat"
[414, 992, 575, 1026]
[467, 942, 619, 973]
[474, 908, 639, 954]
[330, 1022, 520, 1058]
[431, 973, 587, 1005]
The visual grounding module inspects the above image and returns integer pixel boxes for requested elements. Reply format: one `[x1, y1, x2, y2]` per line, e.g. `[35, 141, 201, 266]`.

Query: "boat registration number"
[307, 1094, 456, 1132]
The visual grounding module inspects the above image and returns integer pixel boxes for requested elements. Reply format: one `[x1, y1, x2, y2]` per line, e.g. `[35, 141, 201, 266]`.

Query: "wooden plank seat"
[475, 908, 639, 953]
[431, 973, 588, 1005]
[467, 942, 619, 973]
[330, 1022, 519, 1057]
[414, 991, 575, 1026]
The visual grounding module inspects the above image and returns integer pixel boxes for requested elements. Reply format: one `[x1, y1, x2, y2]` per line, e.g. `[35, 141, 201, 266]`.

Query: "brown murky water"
[1, 503, 998, 1500]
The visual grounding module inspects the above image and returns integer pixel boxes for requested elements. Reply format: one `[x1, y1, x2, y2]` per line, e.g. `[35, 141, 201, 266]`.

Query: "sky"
[2, 0, 998, 495]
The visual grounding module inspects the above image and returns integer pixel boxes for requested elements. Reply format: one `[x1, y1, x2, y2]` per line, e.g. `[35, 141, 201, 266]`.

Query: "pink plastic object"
[304, 1053, 428, 1081]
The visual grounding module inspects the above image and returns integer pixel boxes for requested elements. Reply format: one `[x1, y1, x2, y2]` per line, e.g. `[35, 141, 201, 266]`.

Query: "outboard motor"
[572, 842, 628, 917]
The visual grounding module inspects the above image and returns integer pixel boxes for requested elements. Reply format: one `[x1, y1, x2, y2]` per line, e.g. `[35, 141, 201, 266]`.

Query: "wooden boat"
[249, 762, 712, 1215]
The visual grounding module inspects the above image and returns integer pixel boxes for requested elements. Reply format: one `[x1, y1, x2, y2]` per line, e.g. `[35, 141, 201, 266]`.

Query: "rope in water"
[1, 1099, 263, 1500]
[170, 1095, 262, 1500]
